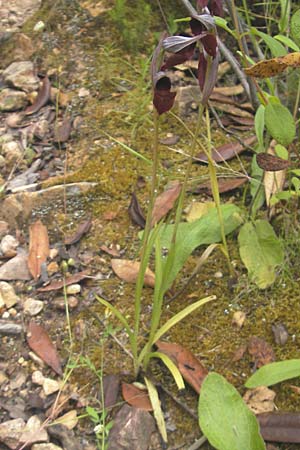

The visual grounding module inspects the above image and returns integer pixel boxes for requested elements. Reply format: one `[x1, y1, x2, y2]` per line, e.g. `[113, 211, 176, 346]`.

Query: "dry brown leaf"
[195, 135, 256, 163]
[111, 259, 155, 288]
[28, 220, 50, 280]
[257, 412, 300, 443]
[263, 140, 286, 207]
[27, 321, 62, 375]
[209, 101, 254, 118]
[248, 336, 276, 368]
[25, 76, 51, 115]
[213, 84, 244, 96]
[128, 192, 145, 228]
[37, 271, 89, 292]
[55, 410, 78, 430]
[100, 244, 120, 257]
[257, 153, 290, 172]
[122, 383, 153, 411]
[192, 177, 248, 195]
[64, 218, 92, 245]
[156, 340, 208, 393]
[243, 386, 276, 414]
[151, 180, 181, 226]
[245, 52, 300, 78]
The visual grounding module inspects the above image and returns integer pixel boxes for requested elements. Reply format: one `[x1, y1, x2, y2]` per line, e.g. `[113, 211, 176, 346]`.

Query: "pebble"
[2, 141, 23, 165]
[32, 370, 45, 385]
[23, 298, 44, 316]
[214, 271, 223, 279]
[47, 261, 59, 275]
[49, 248, 59, 259]
[53, 296, 78, 310]
[0, 320, 22, 335]
[0, 88, 28, 111]
[43, 378, 61, 396]
[0, 221, 9, 239]
[32, 444, 63, 450]
[0, 252, 32, 281]
[66, 284, 81, 295]
[9, 371, 27, 390]
[20, 415, 48, 445]
[28, 351, 46, 368]
[3, 61, 40, 93]
[0, 281, 19, 308]
[0, 418, 25, 449]
[0, 234, 19, 257]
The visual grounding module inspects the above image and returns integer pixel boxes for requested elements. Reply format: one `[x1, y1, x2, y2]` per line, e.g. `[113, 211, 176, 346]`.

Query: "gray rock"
[0, 235, 19, 257]
[0, 195, 23, 228]
[0, 281, 19, 308]
[107, 404, 155, 450]
[20, 415, 48, 446]
[0, 320, 23, 335]
[0, 417, 25, 449]
[0, 0, 42, 33]
[0, 88, 27, 111]
[0, 252, 31, 280]
[23, 298, 44, 316]
[9, 371, 27, 390]
[3, 61, 39, 92]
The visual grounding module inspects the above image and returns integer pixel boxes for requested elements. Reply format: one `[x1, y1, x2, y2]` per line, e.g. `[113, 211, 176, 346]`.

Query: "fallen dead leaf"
[37, 271, 89, 292]
[209, 100, 254, 118]
[55, 410, 78, 430]
[195, 135, 256, 163]
[256, 153, 290, 172]
[156, 340, 208, 393]
[231, 344, 248, 362]
[263, 140, 286, 208]
[64, 218, 92, 245]
[151, 180, 181, 226]
[27, 322, 62, 375]
[213, 84, 244, 96]
[128, 192, 145, 228]
[192, 177, 248, 195]
[122, 383, 153, 411]
[28, 220, 50, 280]
[100, 244, 120, 257]
[111, 259, 155, 288]
[257, 412, 300, 443]
[243, 386, 276, 414]
[103, 374, 120, 408]
[248, 336, 276, 368]
[25, 76, 51, 115]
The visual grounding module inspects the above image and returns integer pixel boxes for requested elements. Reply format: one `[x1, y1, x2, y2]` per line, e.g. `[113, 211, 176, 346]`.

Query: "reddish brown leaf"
[37, 271, 89, 292]
[100, 244, 120, 257]
[195, 135, 257, 163]
[122, 383, 153, 411]
[151, 181, 181, 226]
[25, 76, 51, 115]
[156, 340, 208, 393]
[248, 336, 276, 368]
[192, 177, 248, 195]
[111, 259, 155, 288]
[128, 192, 145, 228]
[27, 321, 62, 375]
[256, 153, 290, 172]
[28, 220, 50, 281]
[64, 218, 92, 245]
[103, 375, 120, 408]
[257, 412, 300, 443]
[231, 344, 248, 362]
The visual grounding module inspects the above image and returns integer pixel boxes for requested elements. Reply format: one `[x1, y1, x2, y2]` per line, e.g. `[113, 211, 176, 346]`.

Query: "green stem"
[133, 110, 160, 376]
[205, 107, 233, 276]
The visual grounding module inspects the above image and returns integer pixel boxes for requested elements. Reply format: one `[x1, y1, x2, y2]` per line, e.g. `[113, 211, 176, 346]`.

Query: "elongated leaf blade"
[199, 373, 266, 450]
[153, 295, 216, 343]
[246, 359, 300, 388]
[147, 352, 185, 390]
[144, 377, 167, 444]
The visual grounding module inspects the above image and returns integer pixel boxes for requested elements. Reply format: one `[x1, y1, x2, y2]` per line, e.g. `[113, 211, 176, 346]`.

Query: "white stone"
[0, 234, 18, 257]
[20, 415, 48, 445]
[3, 61, 40, 92]
[0, 418, 25, 449]
[0, 281, 19, 308]
[24, 298, 44, 316]
[42, 378, 61, 396]
[66, 284, 81, 295]
[32, 370, 45, 385]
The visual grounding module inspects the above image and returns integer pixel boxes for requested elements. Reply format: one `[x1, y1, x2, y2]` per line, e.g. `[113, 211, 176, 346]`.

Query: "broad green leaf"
[275, 144, 289, 160]
[157, 204, 243, 289]
[250, 157, 265, 217]
[274, 35, 299, 52]
[254, 105, 265, 150]
[238, 220, 284, 289]
[144, 377, 167, 443]
[251, 28, 287, 57]
[291, 9, 300, 46]
[199, 373, 265, 450]
[245, 359, 300, 388]
[264, 103, 296, 146]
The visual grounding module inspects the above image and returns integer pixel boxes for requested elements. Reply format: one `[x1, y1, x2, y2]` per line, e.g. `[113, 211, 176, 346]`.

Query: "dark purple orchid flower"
[197, 0, 223, 16]
[151, 33, 176, 115]
[161, 15, 219, 105]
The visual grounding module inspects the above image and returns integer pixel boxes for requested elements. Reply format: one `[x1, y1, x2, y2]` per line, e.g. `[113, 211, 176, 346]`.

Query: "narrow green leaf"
[146, 352, 185, 390]
[95, 296, 133, 339]
[103, 132, 152, 165]
[153, 295, 216, 343]
[279, 0, 291, 33]
[291, 9, 300, 46]
[275, 144, 289, 160]
[144, 377, 167, 443]
[245, 359, 300, 388]
[251, 28, 287, 57]
[265, 103, 296, 146]
[254, 105, 265, 150]
[274, 34, 299, 51]
[199, 373, 266, 450]
[238, 220, 284, 289]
